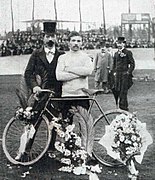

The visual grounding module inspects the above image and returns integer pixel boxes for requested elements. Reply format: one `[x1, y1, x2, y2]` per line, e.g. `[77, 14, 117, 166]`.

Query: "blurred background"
[0, 0, 155, 56]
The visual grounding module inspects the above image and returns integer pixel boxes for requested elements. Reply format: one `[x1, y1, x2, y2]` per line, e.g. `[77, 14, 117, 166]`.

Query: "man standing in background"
[110, 37, 135, 111]
[94, 42, 113, 93]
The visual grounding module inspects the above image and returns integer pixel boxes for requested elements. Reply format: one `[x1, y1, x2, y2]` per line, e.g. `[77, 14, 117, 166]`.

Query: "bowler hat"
[43, 22, 56, 34]
[117, 36, 126, 43]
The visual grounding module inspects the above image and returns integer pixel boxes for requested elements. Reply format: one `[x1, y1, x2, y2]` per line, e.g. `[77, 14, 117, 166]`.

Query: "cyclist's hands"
[33, 86, 42, 94]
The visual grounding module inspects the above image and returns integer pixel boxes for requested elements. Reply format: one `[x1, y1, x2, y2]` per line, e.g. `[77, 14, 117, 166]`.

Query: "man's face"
[101, 46, 107, 53]
[69, 36, 82, 51]
[117, 42, 125, 50]
[43, 33, 56, 48]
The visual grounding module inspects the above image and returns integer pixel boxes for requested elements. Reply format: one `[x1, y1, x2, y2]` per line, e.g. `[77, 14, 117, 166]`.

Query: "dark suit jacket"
[110, 48, 135, 90]
[113, 48, 135, 74]
[24, 46, 64, 97]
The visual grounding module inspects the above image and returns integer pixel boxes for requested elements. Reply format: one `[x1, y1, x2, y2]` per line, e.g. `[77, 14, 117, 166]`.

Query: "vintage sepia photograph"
[0, 0, 155, 179]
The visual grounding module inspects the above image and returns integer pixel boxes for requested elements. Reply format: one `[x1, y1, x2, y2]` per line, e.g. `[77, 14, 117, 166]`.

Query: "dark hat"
[43, 22, 56, 34]
[117, 36, 126, 43]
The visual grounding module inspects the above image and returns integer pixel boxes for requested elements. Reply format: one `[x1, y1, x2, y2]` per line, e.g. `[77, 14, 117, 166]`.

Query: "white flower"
[56, 129, 65, 138]
[119, 135, 125, 142]
[18, 108, 24, 113]
[70, 132, 78, 138]
[64, 149, 71, 156]
[124, 139, 132, 144]
[80, 166, 87, 175]
[25, 107, 32, 112]
[66, 124, 75, 133]
[64, 133, 71, 141]
[58, 166, 73, 172]
[61, 158, 71, 165]
[77, 150, 87, 160]
[131, 135, 137, 142]
[115, 114, 126, 121]
[133, 142, 138, 147]
[55, 141, 65, 153]
[126, 150, 132, 155]
[73, 166, 86, 175]
[117, 128, 122, 134]
[75, 137, 82, 147]
[23, 111, 30, 117]
[137, 137, 141, 142]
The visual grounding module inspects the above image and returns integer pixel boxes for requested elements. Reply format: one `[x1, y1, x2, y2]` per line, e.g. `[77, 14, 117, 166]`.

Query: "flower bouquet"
[98, 113, 153, 179]
[14, 107, 37, 160]
[15, 106, 38, 123]
[49, 106, 102, 179]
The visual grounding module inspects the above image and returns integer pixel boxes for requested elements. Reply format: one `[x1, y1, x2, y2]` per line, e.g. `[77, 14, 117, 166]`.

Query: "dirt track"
[0, 74, 155, 180]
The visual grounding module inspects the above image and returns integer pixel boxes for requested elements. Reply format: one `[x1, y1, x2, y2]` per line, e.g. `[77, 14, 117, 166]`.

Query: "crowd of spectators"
[0, 31, 43, 57]
[0, 30, 154, 57]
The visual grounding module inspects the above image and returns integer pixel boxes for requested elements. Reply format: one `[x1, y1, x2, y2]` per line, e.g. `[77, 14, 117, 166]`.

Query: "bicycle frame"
[35, 92, 111, 127]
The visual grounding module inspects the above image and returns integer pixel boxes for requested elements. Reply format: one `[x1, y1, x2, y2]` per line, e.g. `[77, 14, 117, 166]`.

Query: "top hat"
[117, 36, 126, 43]
[43, 22, 57, 34]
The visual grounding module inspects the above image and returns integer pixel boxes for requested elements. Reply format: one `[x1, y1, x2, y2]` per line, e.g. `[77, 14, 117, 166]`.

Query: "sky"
[0, 0, 155, 35]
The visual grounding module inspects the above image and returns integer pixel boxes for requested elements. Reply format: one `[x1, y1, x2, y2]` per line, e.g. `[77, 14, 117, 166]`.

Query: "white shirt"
[56, 50, 93, 97]
[44, 46, 55, 63]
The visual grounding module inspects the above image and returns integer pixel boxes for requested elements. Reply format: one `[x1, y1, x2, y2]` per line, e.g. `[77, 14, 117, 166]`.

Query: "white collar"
[44, 46, 55, 54]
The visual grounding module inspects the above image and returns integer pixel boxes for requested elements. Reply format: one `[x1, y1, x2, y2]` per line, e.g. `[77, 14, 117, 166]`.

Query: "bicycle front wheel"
[93, 109, 131, 167]
[2, 115, 51, 166]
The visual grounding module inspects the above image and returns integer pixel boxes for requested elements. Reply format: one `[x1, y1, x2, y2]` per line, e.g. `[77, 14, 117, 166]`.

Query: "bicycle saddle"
[81, 88, 104, 96]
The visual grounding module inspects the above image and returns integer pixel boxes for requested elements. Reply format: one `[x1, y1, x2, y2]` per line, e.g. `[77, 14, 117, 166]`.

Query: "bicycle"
[2, 88, 131, 167]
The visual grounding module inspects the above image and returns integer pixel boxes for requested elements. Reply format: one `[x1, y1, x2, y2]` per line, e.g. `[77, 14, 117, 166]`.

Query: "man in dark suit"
[110, 37, 135, 111]
[24, 22, 64, 106]
[24, 22, 64, 151]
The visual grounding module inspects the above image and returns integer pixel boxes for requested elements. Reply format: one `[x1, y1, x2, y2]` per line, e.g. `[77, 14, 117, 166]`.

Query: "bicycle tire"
[93, 109, 132, 167]
[2, 115, 51, 166]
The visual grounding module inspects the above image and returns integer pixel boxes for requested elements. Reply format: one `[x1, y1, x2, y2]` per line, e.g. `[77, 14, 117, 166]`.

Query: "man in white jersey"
[56, 31, 93, 121]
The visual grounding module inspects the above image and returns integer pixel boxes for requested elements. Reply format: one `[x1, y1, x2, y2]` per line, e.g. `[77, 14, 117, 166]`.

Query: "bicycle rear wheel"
[2, 115, 51, 166]
[93, 109, 131, 167]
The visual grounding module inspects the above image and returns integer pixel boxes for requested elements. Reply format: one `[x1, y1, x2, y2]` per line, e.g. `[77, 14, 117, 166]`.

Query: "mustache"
[46, 40, 54, 47]
[73, 45, 79, 48]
